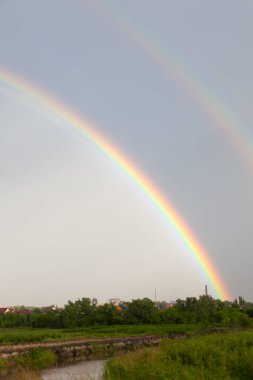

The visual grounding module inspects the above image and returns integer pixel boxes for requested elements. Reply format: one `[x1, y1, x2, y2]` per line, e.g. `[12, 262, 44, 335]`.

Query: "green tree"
[126, 298, 160, 324]
[62, 298, 95, 328]
[95, 303, 124, 325]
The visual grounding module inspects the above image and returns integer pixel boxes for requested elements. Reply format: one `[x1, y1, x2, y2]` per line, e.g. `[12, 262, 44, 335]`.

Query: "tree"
[126, 298, 160, 324]
[62, 298, 95, 328]
[95, 303, 124, 325]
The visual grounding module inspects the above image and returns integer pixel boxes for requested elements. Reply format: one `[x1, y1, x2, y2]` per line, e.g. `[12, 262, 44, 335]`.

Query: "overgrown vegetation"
[105, 330, 253, 379]
[3, 369, 42, 380]
[13, 348, 57, 370]
[0, 350, 56, 379]
[0, 295, 252, 330]
[0, 324, 209, 345]
[0, 296, 251, 379]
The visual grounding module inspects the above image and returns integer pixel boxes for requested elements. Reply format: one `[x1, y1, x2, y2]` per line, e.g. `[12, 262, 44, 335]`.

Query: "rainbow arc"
[0, 66, 231, 300]
[90, 1, 253, 169]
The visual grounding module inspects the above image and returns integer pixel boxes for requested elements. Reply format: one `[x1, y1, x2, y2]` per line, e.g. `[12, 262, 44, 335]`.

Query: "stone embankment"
[0, 334, 187, 362]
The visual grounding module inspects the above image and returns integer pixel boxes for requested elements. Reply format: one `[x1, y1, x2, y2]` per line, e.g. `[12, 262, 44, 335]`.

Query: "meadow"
[0, 295, 251, 378]
[105, 330, 253, 380]
[0, 324, 208, 344]
[0, 326, 252, 379]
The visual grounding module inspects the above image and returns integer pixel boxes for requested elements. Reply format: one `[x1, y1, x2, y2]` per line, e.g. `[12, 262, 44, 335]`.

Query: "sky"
[1, 0, 253, 306]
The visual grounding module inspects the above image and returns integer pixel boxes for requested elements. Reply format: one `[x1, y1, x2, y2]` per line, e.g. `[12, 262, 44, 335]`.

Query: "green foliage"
[0, 324, 202, 344]
[0, 295, 251, 330]
[14, 348, 57, 370]
[125, 298, 160, 324]
[96, 303, 125, 325]
[62, 298, 96, 328]
[0, 357, 7, 370]
[105, 330, 253, 380]
[160, 296, 250, 326]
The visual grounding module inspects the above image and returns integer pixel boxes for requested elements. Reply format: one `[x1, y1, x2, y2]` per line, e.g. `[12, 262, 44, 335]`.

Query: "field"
[105, 330, 253, 379]
[0, 326, 252, 379]
[0, 324, 212, 344]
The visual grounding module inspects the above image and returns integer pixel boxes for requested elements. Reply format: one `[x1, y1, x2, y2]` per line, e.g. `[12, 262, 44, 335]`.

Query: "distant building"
[40, 305, 57, 313]
[155, 301, 176, 310]
[15, 308, 33, 314]
[108, 298, 127, 310]
[108, 298, 122, 307]
[0, 308, 13, 314]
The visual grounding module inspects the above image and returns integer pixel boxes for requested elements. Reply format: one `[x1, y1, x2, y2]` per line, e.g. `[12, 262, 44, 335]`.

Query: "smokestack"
[205, 285, 208, 297]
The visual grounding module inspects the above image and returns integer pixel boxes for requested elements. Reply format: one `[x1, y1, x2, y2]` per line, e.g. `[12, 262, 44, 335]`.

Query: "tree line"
[0, 296, 252, 329]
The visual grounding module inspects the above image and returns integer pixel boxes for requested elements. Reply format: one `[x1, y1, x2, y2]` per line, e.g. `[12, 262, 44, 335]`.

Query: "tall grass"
[4, 368, 42, 380]
[0, 349, 57, 380]
[13, 348, 57, 370]
[105, 330, 253, 379]
[0, 324, 208, 344]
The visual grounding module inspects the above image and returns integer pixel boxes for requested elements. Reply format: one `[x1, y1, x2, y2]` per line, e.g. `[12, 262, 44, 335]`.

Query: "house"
[0, 308, 12, 314]
[40, 305, 57, 313]
[15, 308, 33, 315]
[109, 298, 122, 307]
[155, 301, 176, 310]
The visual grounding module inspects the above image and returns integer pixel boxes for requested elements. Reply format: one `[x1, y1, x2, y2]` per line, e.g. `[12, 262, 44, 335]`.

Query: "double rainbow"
[90, 1, 253, 169]
[0, 67, 230, 300]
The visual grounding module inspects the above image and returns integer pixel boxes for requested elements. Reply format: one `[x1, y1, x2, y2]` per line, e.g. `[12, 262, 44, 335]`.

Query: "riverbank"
[105, 330, 253, 379]
[0, 326, 247, 379]
[0, 334, 171, 379]
[0, 334, 171, 378]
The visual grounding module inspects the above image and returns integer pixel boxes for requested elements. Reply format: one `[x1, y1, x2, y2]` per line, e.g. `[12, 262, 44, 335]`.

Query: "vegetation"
[13, 348, 57, 370]
[0, 295, 252, 378]
[0, 357, 8, 370]
[0, 324, 210, 345]
[4, 369, 42, 380]
[105, 330, 253, 379]
[0, 349, 56, 380]
[0, 295, 252, 330]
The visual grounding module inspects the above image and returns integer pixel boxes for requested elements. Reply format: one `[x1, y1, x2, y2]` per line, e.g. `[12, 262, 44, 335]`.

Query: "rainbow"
[89, 1, 253, 169]
[0, 66, 230, 300]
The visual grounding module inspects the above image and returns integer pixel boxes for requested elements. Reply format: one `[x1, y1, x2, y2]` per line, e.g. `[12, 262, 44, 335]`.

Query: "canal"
[42, 359, 106, 380]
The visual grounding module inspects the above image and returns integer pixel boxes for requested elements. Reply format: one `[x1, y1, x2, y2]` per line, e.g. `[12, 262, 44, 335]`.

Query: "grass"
[0, 325, 249, 379]
[105, 330, 253, 379]
[4, 369, 42, 380]
[0, 349, 56, 380]
[13, 348, 57, 370]
[0, 324, 217, 345]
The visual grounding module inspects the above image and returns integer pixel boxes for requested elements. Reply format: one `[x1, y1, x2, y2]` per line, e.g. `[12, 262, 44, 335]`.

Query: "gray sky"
[1, 0, 253, 306]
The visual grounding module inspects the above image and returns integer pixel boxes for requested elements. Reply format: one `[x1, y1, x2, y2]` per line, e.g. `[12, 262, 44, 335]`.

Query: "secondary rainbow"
[90, 1, 253, 169]
[0, 66, 230, 300]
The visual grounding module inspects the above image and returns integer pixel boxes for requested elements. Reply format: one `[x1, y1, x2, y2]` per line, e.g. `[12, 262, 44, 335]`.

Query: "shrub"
[14, 348, 57, 370]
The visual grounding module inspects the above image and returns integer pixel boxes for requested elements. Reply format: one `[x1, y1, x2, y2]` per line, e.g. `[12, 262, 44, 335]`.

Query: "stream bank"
[0, 334, 174, 379]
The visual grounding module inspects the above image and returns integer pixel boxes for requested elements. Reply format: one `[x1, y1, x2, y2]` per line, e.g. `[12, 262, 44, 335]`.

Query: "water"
[42, 360, 105, 380]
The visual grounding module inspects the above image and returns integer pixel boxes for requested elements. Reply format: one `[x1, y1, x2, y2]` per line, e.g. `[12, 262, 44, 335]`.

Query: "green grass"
[0, 357, 8, 369]
[14, 348, 57, 370]
[105, 330, 253, 380]
[0, 349, 55, 379]
[0, 324, 215, 344]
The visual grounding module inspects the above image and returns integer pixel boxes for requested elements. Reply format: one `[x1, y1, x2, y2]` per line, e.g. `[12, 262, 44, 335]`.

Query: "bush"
[14, 348, 57, 370]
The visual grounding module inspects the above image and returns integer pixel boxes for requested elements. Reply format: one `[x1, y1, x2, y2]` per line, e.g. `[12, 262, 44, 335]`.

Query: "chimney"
[205, 285, 208, 297]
